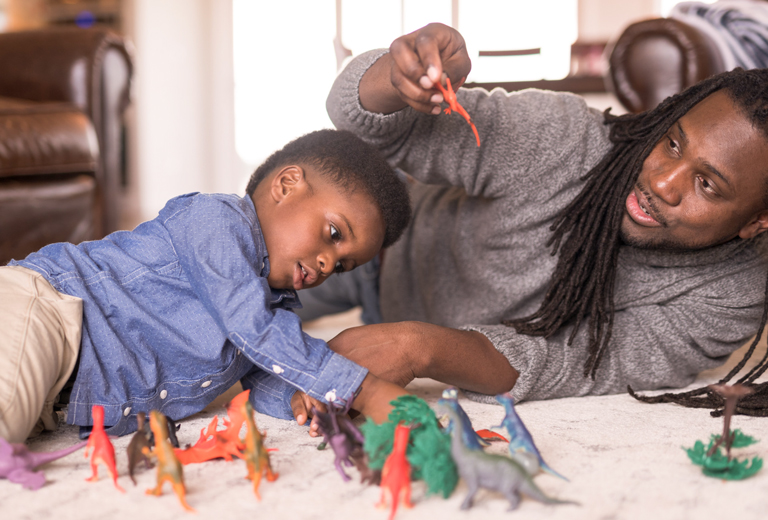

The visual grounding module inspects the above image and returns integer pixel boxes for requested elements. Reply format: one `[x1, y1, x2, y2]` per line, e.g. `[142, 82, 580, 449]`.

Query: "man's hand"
[328, 322, 419, 388]
[359, 23, 471, 115]
[328, 321, 519, 396]
[290, 391, 327, 437]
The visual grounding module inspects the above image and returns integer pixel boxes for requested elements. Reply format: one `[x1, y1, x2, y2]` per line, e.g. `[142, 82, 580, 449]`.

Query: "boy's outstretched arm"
[327, 322, 518, 396]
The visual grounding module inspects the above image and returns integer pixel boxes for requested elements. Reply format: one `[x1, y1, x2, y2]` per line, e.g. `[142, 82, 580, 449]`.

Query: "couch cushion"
[0, 174, 96, 265]
[0, 96, 99, 178]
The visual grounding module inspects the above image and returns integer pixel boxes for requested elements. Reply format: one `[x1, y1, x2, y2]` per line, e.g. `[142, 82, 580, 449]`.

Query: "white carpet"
[2, 308, 767, 520]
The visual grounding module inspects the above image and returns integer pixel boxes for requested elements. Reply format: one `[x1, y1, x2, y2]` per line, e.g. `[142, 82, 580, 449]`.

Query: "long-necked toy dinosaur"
[436, 401, 576, 511]
[0, 437, 86, 490]
[494, 393, 569, 481]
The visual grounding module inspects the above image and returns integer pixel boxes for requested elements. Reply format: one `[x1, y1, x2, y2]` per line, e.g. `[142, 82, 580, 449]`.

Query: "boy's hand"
[290, 391, 327, 437]
[359, 22, 471, 115]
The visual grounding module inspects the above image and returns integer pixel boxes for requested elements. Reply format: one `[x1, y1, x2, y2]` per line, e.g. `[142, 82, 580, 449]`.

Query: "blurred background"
[0, 0, 718, 230]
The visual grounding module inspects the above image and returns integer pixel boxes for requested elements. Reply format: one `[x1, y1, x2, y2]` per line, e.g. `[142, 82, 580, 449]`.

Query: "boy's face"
[256, 164, 385, 291]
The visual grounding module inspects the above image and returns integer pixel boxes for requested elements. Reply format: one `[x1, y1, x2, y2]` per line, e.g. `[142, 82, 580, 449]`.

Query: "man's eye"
[330, 224, 341, 241]
[334, 261, 344, 274]
[667, 137, 679, 153]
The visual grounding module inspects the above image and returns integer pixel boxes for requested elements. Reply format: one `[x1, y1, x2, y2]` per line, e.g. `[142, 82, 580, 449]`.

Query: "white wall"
[122, 0, 250, 224]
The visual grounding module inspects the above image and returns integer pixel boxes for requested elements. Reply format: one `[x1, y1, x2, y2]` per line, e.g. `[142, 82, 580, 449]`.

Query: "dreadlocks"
[505, 67, 768, 416]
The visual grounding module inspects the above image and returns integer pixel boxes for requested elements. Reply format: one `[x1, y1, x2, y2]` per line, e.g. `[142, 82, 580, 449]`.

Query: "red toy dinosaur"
[84, 405, 124, 492]
[174, 414, 244, 465]
[238, 392, 278, 499]
[434, 76, 481, 147]
[377, 423, 413, 520]
[144, 410, 195, 512]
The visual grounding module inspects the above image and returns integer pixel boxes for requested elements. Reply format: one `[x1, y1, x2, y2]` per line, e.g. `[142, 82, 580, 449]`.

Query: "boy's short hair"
[246, 129, 411, 249]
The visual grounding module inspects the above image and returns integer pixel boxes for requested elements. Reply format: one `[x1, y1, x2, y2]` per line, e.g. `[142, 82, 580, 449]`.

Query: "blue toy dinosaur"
[494, 392, 568, 481]
[435, 401, 577, 511]
[437, 387, 488, 450]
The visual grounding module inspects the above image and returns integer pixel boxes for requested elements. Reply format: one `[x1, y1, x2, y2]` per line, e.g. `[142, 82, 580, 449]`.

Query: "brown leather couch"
[605, 17, 727, 113]
[0, 27, 132, 265]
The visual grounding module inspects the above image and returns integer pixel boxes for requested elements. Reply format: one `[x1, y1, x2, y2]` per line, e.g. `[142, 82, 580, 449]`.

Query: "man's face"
[620, 90, 768, 251]
[260, 166, 385, 291]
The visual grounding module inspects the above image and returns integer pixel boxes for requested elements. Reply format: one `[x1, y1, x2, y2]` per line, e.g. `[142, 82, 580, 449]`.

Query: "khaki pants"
[0, 266, 82, 442]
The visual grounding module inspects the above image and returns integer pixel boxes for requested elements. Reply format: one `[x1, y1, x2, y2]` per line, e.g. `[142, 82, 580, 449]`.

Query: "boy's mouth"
[626, 189, 662, 227]
[293, 262, 318, 289]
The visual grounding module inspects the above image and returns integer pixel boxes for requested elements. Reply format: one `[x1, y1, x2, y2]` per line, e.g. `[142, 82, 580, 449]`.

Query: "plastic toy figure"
[362, 395, 457, 498]
[436, 401, 576, 511]
[314, 401, 366, 482]
[147, 415, 181, 449]
[377, 423, 413, 520]
[0, 437, 86, 490]
[144, 410, 195, 512]
[127, 412, 153, 484]
[174, 414, 244, 465]
[240, 396, 278, 499]
[685, 383, 763, 480]
[434, 76, 481, 147]
[84, 404, 125, 492]
[438, 387, 489, 450]
[494, 392, 568, 481]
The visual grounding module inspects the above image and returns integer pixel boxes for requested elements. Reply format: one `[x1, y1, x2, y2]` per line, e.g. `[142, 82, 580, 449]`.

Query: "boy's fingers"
[291, 393, 308, 425]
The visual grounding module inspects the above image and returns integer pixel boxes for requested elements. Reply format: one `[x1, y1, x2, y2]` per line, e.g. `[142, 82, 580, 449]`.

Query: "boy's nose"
[317, 253, 334, 276]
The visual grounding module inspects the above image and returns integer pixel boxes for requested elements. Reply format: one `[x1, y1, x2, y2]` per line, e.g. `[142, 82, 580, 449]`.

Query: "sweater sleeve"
[460, 272, 766, 404]
[327, 50, 609, 201]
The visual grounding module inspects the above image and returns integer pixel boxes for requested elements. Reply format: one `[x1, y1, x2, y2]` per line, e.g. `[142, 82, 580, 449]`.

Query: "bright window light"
[461, 0, 577, 83]
[233, 0, 578, 165]
[233, 0, 336, 166]
[660, 0, 718, 17]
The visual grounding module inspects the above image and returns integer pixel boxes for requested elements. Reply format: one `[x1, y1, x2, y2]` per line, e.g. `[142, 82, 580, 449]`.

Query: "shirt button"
[160, 390, 168, 399]
[272, 365, 284, 374]
[201, 381, 212, 388]
[123, 407, 131, 416]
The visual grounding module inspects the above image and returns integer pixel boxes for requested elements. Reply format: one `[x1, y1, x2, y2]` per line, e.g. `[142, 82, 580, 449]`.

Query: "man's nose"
[649, 164, 686, 206]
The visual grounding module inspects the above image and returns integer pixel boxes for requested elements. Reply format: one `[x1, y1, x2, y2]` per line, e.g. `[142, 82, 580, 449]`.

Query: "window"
[233, 0, 578, 165]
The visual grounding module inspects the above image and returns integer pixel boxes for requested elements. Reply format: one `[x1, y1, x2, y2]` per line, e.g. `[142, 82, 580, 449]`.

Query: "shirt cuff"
[306, 351, 368, 408]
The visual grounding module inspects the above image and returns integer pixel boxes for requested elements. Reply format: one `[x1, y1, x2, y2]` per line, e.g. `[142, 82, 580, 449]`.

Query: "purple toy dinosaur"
[1, 437, 87, 490]
[313, 401, 367, 482]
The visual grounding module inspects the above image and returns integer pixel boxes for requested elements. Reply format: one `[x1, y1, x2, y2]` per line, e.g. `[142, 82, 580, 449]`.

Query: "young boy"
[0, 129, 412, 443]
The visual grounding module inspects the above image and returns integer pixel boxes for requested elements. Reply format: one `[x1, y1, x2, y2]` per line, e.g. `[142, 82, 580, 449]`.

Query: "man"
[301, 23, 768, 412]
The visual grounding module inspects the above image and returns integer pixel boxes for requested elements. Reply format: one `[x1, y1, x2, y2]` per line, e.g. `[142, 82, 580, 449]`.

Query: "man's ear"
[739, 210, 768, 239]
[270, 165, 306, 203]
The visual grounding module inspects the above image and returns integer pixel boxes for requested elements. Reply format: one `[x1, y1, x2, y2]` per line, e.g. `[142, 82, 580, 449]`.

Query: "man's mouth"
[625, 189, 662, 227]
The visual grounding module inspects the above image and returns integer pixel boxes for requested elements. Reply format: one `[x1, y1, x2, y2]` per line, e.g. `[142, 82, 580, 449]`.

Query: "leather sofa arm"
[605, 18, 726, 113]
[0, 27, 133, 122]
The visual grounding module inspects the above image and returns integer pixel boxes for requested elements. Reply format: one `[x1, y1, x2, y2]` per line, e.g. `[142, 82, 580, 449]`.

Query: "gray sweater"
[326, 49, 768, 404]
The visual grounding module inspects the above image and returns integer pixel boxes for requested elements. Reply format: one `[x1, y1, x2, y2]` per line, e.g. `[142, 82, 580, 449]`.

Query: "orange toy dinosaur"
[174, 414, 244, 465]
[377, 423, 413, 520]
[434, 76, 481, 147]
[84, 405, 125, 492]
[238, 392, 278, 499]
[144, 410, 195, 512]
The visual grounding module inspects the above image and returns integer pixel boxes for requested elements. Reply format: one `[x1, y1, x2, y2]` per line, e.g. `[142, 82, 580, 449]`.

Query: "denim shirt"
[10, 193, 368, 436]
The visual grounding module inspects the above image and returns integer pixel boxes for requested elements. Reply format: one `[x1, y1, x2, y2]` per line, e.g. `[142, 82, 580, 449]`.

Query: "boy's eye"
[330, 224, 341, 241]
[334, 261, 344, 274]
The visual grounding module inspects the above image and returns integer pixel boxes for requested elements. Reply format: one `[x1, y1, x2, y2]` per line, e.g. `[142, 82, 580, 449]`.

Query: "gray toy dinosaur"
[435, 402, 577, 511]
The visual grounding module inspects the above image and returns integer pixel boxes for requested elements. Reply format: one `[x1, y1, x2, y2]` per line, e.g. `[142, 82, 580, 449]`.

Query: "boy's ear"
[739, 209, 768, 239]
[270, 165, 306, 203]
